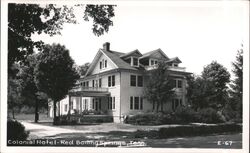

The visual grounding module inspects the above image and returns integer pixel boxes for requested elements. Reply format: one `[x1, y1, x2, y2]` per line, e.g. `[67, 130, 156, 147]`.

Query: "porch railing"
[145, 65, 186, 72]
[71, 86, 109, 92]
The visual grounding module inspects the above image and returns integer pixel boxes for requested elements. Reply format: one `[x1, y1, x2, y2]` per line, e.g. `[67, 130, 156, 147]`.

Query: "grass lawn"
[11, 113, 53, 122]
[11, 114, 242, 148]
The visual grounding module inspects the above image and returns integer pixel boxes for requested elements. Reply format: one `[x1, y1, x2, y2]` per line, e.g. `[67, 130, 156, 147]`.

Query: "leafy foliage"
[8, 3, 115, 77]
[143, 62, 175, 112]
[8, 70, 23, 119]
[18, 55, 48, 122]
[35, 44, 79, 123]
[7, 119, 29, 141]
[187, 61, 230, 110]
[229, 47, 243, 118]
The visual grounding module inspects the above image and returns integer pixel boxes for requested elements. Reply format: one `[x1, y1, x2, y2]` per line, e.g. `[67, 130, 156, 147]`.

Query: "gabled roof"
[166, 57, 182, 63]
[102, 49, 138, 70]
[120, 49, 142, 58]
[140, 48, 169, 60]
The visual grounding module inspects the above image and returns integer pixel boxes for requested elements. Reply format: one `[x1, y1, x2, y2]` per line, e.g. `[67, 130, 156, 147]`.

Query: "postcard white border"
[1, 0, 249, 153]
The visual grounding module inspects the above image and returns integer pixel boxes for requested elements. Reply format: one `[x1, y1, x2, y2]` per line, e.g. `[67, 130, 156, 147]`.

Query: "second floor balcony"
[70, 86, 109, 92]
[145, 65, 186, 72]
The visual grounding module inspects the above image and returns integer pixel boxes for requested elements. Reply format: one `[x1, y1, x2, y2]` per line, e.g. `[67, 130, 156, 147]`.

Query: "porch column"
[68, 95, 71, 115]
[80, 97, 82, 114]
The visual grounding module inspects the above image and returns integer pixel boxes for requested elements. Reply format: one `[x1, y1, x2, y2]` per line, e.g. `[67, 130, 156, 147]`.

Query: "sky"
[31, 1, 249, 76]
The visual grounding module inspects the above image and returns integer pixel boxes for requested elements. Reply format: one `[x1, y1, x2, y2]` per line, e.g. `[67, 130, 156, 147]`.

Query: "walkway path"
[21, 122, 92, 139]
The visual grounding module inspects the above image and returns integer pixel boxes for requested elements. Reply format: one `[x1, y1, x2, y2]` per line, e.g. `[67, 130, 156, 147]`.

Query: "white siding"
[90, 54, 117, 75]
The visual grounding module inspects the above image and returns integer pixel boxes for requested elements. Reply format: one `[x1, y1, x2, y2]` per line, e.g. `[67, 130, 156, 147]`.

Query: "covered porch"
[64, 86, 111, 115]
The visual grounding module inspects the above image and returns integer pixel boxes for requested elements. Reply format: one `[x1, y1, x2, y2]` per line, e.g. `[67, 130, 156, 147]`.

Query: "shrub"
[173, 107, 199, 123]
[7, 119, 29, 141]
[197, 107, 224, 123]
[125, 113, 162, 125]
[158, 123, 242, 138]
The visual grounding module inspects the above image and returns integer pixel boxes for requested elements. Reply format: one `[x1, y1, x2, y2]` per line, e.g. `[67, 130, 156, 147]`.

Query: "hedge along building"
[48, 42, 191, 123]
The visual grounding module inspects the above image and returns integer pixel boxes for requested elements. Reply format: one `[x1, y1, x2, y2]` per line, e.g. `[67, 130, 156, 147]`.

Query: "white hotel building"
[48, 42, 191, 123]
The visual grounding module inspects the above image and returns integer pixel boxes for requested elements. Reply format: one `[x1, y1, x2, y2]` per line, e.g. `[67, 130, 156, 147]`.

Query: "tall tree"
[35, 44, 79, 124]
[8, 3, 115, 77]
[143, 62, 175, 112]
[229, 46, 243, 117]
[8, 65, 23, 119]
[186, 74, 214, 110]
[202, 61, 230, 110]
[19, 55, 48, 123]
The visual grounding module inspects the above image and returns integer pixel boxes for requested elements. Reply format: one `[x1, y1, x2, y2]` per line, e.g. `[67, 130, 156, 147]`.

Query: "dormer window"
[172, 63, 178, 67]
[150, 59, 158, 66]
[133, 57, 138, 66]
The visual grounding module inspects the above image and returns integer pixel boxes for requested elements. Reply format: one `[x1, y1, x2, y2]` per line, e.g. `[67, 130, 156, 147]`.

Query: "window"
[155, 60, 158, 65]
[108, 75, 115, 87]
[92, 80, 95, 87]
[151, 60, 154, 66]
[112, 75, 115, 86]
[112, 97, 115, 109]
[133, 57, 138, 66]
[100, 61, 102, 69]
[172, 99, 182, 111]
[99, 78, 102, 87]
[177, 80, 182, 88]
[140, 98, 143, 110]
[83, 82, 86, 87]
[108, 97, 115, 110]
[92, 99, 95, 109]
[130, 97, 143, 110]
[130, 97, 133, 110]
[108, 76, 111, 87]
[105, 60, 107, 68]
[84, 99, 88, 110]
[172, 63, 178, 67]
[86, 81, 89, 87]
[134, 97, 139, 110]
[130, 75, 136, 86]
[64, 104, 68, 112]
[137, 76, 143, 87]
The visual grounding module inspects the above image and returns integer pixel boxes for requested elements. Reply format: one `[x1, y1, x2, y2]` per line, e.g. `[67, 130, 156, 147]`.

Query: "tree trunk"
[156, 102, 159, 113]
[160, 101, 163, 112]
[12, 108, 15, 119]
[152, 101, 155, 112]
[35, 100, 39, 123]
[53, 101, 57, 124]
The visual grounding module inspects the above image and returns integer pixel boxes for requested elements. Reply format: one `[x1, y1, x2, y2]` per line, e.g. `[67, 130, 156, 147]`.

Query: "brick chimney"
[103, 42, 110, 51]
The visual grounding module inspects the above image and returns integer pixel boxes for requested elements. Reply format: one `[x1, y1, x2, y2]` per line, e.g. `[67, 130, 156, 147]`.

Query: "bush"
[55, 114, 113, 125]
[7, 119, 29, 141]
[124, 113, 162, 125]
[173, 107, 200, 123]
[158, 123, 242, 138]
[197, 107, 224, 123]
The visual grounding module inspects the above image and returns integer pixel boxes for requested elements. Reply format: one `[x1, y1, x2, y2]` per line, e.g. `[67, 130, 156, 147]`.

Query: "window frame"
[133, 57, 139, 66]
[177, 80, 182, 88]
[130, 75, 136, 86]
[108, 76, 111, 87]
[137, 75, 143, 87]
[130, 96, 133, 110]
[112, 75, 115, 86]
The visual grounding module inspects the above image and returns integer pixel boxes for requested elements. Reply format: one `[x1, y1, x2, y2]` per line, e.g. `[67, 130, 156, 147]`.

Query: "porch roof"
[68, 91, 110, 97]
[68, 87, 110, 97]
